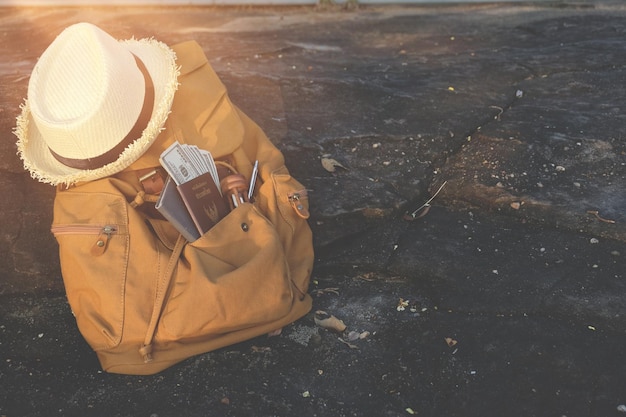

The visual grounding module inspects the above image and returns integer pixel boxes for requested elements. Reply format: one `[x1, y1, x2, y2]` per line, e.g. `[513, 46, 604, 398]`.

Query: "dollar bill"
[182, 145, 207, 173]
[159, 142, 201, 185]
[199, 149, 220, 192]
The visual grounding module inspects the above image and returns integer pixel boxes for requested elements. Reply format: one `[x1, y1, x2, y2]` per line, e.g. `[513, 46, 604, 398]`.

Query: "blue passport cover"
[155, 176, 201, 242]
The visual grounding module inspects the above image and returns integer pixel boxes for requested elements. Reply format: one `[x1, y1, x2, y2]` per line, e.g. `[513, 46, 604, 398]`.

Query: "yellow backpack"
[49, 41, 313, 375]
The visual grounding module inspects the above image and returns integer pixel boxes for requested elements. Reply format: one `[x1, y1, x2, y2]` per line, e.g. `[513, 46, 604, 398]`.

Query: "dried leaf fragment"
[397, 298, 409, 311]
[338, 337, 359, 349]
[314, 310, 347, 332]
[321, 157, 348, 173]
[445, 337, 458, 347]
[251, 345, 272, 353]
[404, 181, 447, 221]
[346, 330, 361, 341]
[587, 210, 616, 224]
[345, 330, 370, 343]
[311, 287, 340, 297]
[356, 272, 376, 281]
[403, 204, 430, 221]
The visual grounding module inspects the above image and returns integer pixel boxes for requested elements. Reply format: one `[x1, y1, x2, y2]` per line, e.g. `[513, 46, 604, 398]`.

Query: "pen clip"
[248, 160, 259, 200]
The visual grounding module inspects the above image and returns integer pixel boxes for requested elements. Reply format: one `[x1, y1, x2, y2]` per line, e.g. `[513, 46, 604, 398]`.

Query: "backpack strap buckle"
[137, 167, 166, 194]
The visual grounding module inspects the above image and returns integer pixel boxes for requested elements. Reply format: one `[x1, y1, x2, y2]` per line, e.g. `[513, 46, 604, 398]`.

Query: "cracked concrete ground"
[1, 2, 626, 417]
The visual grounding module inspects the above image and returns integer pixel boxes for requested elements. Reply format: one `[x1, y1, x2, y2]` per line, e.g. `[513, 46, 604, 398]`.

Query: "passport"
[176, 172, 228, 236]
[155, 174, 228, 241]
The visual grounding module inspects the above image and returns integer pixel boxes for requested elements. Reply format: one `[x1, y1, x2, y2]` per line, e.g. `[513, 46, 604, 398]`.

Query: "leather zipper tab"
[91, 225, 117, 256]
[288, 190, 310, 219]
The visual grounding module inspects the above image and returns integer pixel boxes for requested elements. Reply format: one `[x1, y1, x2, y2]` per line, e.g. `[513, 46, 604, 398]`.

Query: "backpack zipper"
[288, 189, 309, 219]
[51, 224, 118, 256]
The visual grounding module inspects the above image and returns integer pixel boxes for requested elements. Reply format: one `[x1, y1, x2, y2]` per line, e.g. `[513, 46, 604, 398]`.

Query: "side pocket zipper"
[51, 224, 118, 256]
[288, 189, 310, 219]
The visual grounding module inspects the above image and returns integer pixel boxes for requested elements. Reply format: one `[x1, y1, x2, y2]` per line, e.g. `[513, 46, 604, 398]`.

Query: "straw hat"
[15, 22, 179, 186]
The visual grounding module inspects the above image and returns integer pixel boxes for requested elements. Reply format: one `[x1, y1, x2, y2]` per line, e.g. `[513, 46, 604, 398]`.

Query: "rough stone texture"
[1, 3, 626, 417]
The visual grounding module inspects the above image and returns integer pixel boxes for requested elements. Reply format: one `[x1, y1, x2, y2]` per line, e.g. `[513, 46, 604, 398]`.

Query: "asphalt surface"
[1, 2, 626, 416]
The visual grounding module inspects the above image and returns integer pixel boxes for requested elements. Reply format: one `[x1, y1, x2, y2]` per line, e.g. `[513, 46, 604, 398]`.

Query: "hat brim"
[15, 37, 179, 186]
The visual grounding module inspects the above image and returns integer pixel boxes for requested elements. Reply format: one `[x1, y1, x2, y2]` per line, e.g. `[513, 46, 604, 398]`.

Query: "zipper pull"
[91, 225, 116, 256]
[288, 190, 310, 219]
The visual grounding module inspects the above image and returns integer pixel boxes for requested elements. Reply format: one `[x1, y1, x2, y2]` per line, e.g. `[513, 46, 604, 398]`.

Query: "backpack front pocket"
[158, 203, 294, 340]
[52, 192, 130, 351]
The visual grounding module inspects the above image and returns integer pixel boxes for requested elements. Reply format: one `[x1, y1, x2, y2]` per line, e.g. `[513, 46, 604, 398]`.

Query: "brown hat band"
[49, 54, 155, 170]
